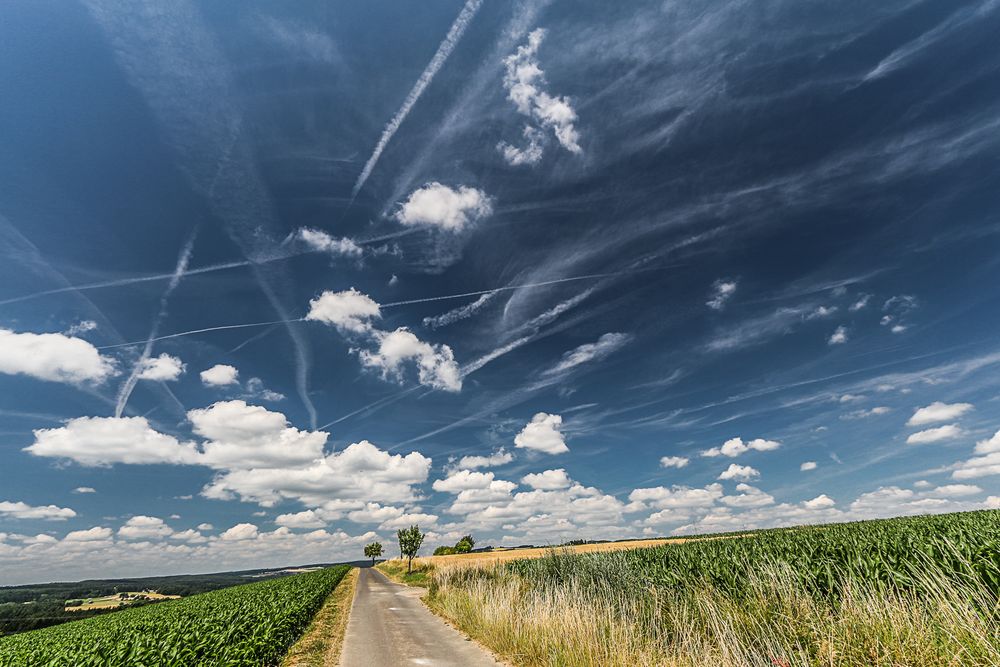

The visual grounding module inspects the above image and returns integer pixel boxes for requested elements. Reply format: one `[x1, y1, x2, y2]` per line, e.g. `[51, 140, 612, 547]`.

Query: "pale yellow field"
[66, 591, 180, 611]
[415, 537, 688, 568]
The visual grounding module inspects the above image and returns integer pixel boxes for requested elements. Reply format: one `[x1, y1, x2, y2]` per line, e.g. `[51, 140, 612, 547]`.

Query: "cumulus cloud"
[73, 487, 96, 494]
[701, 437, 780, 458]
[0, 500, 76, 521]
[907, 401, 974, 426]
[931, 484, 982, 497]
[497, 126, 545, 166]
[64, 526, 113, 542]
[718, 464, 760, 481]
[25, 416, 201, 467]
[308, 289, 461, 392]
[136, 353, 185, 381]
[394, 183, 492, 232]
[842, 406, 891, 420]
[720, 483, 773, 507]
[296, 228, 363, 257]
[544, 333, 631, 375]
[803, 494, 836, 509]
[499, 28, 581, 164]
[906, 424, 964, 444]
[660, 456, 689, 469]
[807, 306, 838, 320]
[200, 364, 239, 387]
[306, 288, 381, 334]
[828, 325, 848, 345]
[0, 328, 117, 384]
[521, 468, 571, 490]
[275, 510, 327, 529]
[974, 430, 1000, 454]
[951, 448, 1000, 480]
[359, 328, 461, 393]
[706, 280, 738, 310]
[455, 448, 513, 470]
[514, 413, 568, 455]
[118, 516, 173, 540]
[202, 440, 432, 508]
[191, 400, 327, 469]
[800, 461, 817, 471]
[220, 523, 259, 541]
[629, 484, 723, 510]
[849, 294, 871, 311]
[242, 377, 285, 402]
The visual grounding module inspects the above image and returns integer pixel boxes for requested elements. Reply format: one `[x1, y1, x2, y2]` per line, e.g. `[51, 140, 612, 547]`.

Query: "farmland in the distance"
[428, 510, 1000, 666]
[0, 565, 349, 666]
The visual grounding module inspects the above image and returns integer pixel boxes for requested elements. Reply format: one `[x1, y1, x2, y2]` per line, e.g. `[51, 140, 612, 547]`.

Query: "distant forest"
[0, 563, 342, 635]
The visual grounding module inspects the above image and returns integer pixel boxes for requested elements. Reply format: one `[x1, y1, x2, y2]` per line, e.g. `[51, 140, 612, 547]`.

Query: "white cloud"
[907, 401, 974, 426]
[359, 328, 461, 393]
[629, 484, 723, 510]
[0, 500, 76, 521]
[701, 437, 780, 458]
[65, 320, 98, 336]
[346, 503, 403, 524]
[842, 406, 891, 420]
[197, 523, 213, 531]
[906, 424, 964, 444]
[200, 364, 239, 387]
[521, 469, 571, 490]
[25, 416, 201, 467]
[220, 523, 259, 541]
[720, 483, 773, 507]
[497, 126, 545, 166]
[433, 470, 500, 494]
[544, 333, 631, 375]
[803, 494, 836, 509]
[456, 448, 513, 470]
[718, 464, 760, 481]
[975, 430, 1000, 454]
[706, 280, 738, 310]
[849, 294, 871, 311]
[202, 440, 432, 508]
[986, 496, 1000, 509]
[660, 456, 689, 469]
[828, 325, 848, 345]
[296, 228, 362, 257]
[500, 29, 581, 160]
[275, 510, 327, 529]
[394, 183, 492, 232]
[0, 328, 117, 385]
[191, 401, 327, 469]
[800, 461, 817, 471]
[952, 451, 1000, 480]
[807, 305, 838, 320]
[514, 413, 569, 455]
[136, 353, 185, 381]
[118, 516, 173, 540]
[64, 526, 112, 542]
[930, 484, 982, 497]
[243, 377, 285, 402]
[306, 288, 382, 334]
[378, 512, 438, 531]
[73, 487, 96, 494]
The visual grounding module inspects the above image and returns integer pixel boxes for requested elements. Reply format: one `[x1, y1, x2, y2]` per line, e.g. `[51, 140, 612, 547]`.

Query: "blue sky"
[1, 0, 998, 585]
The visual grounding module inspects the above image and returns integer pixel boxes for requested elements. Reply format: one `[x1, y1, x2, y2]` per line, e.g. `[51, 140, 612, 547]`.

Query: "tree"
[363, 541, 383, 566]
[396, 525, 425, 574]
[455, 534, 475, 553]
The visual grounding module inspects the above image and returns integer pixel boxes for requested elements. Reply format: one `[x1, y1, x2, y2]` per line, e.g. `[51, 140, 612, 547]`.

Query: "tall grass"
[427, 512, 1000, 666]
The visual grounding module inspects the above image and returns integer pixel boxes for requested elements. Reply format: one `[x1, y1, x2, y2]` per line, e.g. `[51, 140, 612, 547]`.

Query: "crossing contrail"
[351, 0, 484, 198]
[115, 234, 196, 417]
[380, 271, 628, 307]
[98, 318, 305, 350]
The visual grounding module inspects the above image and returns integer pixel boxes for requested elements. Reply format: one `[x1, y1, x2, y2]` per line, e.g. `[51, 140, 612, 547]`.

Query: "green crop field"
[430, 510, 1000, 666]
[0, 565, 349, 666]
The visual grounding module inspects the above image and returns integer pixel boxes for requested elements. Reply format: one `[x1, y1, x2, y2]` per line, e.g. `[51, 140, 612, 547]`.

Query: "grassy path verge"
[281, 567, 359, 667]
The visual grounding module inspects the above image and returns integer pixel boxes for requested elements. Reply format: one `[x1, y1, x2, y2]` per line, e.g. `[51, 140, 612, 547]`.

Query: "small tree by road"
[396, 525, 425, 574]
[364, 541, 383, 565]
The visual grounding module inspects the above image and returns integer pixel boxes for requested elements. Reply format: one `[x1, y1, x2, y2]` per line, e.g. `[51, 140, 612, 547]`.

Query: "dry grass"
[427, 559, 1000, 667]
[416, 538, 689, 568]
[280, 567, 358, 667]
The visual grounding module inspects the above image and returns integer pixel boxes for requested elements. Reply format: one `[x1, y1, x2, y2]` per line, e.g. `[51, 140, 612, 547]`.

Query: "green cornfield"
[0, 565, 350, 666]
[430, 511, 1000, 666]
[505, 510, 1000, 599]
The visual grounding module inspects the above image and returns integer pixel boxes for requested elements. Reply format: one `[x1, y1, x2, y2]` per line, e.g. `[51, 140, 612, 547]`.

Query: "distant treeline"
[0, 563, 341, 635]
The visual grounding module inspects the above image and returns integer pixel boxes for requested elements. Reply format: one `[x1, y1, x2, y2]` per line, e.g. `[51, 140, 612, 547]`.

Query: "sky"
[1, 0, 998, 585]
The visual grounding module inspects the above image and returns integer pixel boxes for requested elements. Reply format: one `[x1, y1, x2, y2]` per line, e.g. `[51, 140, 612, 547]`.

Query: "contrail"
[115, 233, 196, 417]
[381, 271, 627, 308]
[98, 318, 305, 350]
[351, 0, 484, 197]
